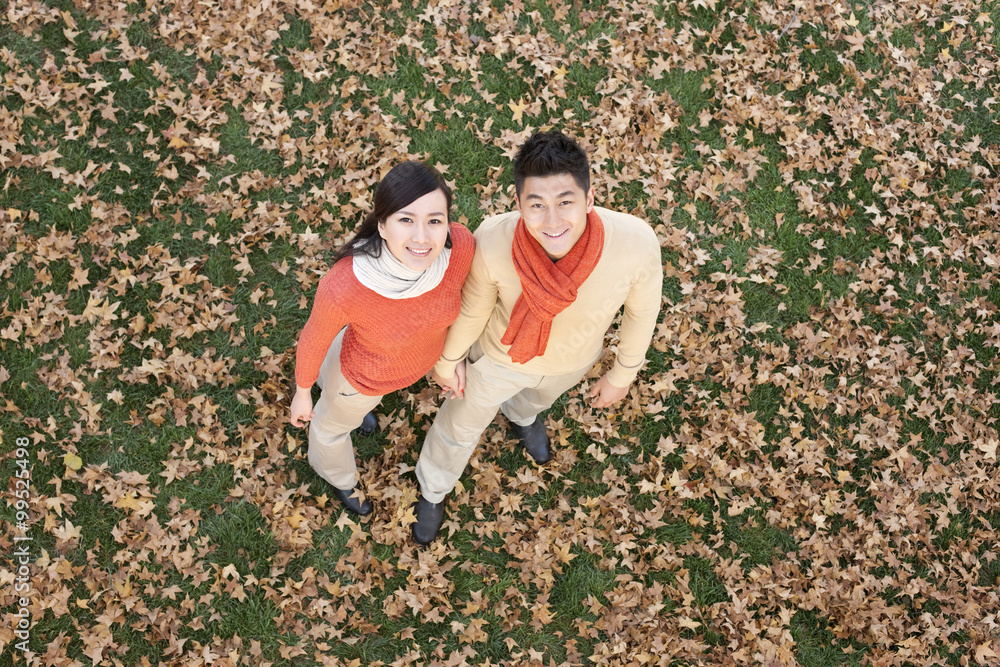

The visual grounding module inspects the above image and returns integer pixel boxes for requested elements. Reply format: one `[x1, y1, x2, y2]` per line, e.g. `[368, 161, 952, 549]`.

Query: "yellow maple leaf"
[64, 452, 83, 471]
[260, 73, 281, 96]
[114, 492, 140, 511]
[509, 99, 529, 123]
[978, 439, 998, 461]
[678, 616, 700, 630]
[553, 542, 577, 564]
[115, 579, 133, 597]
[54, 519, 82, 542]
[975, 642, 998, 666]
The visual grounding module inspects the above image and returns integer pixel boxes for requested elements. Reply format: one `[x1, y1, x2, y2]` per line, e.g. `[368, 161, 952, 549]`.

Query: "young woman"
[291, 161, 473, 516]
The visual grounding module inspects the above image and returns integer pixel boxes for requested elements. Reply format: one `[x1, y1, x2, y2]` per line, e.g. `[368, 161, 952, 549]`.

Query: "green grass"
[2, 0, 999, 664]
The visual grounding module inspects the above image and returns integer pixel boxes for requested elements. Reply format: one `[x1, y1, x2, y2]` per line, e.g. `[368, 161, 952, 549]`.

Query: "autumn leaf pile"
[2, 0, 1000, 665]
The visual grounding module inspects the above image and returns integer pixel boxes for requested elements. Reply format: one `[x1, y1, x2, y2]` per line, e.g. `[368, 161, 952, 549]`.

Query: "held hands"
[589, 373, 629, 409]
[430, 360, 466, 399]
[290, 386, 315, 427]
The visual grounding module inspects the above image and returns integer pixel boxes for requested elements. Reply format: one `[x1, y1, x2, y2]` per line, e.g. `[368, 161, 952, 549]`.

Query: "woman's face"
[378, 188, 450, 271]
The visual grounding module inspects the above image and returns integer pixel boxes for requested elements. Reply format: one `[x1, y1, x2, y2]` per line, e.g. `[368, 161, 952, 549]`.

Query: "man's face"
[516, 173, 594, 260]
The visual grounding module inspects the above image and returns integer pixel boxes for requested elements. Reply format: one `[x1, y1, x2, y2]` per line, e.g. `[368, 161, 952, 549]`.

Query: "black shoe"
[356, 411, 377, 436]
[411, 495, 445, 545]
[333, 484, 372, 516]
[510, 417, 551, 464]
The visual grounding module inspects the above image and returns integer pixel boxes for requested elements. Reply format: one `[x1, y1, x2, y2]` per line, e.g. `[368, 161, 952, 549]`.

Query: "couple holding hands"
[290, 131, 664, 545]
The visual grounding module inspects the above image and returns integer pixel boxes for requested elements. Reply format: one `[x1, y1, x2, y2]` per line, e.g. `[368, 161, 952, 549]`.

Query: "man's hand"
[290, 386, 315, 427]
[431, 361, 466, 399]
[589, 374, 629, 408]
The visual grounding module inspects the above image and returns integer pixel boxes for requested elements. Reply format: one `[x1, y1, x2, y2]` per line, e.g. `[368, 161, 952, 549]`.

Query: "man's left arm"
[590, 234, 664, 407]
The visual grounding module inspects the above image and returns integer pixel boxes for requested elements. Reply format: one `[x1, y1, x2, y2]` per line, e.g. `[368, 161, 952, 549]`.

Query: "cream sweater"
[434, 206, 663, 387]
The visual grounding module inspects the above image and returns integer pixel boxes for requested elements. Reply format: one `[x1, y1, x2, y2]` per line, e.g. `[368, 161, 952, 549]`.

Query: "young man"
[412, 131, 664, 544]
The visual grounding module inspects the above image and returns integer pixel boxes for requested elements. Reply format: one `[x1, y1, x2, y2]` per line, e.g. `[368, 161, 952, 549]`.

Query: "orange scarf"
[501, 210, 605, 364]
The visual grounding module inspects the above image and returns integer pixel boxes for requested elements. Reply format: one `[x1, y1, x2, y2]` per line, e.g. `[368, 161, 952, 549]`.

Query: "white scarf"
[352, 245, 451, 299]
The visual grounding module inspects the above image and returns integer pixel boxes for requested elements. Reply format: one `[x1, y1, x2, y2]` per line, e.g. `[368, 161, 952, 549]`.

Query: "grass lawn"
[2, 0, 999, 665]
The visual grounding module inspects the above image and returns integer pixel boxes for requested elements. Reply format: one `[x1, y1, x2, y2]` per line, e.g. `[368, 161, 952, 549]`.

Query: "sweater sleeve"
[448, 223, 475, 280]
[605, 230, 664, 388]
[294, 273, 350, 389]
[434, 238, 498, 378]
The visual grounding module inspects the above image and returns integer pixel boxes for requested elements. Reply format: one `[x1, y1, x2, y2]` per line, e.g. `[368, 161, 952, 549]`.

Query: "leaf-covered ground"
[2, 0, 999, 665]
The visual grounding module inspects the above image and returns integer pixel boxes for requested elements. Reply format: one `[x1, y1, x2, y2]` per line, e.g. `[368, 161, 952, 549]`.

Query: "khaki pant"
[308, 329, 383, 490]
[415, 344, 599, 503]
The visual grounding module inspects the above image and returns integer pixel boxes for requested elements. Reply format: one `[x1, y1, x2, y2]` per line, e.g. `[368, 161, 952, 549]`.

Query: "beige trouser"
[308, 329, 383, 490]
[415, 344, 599, 503]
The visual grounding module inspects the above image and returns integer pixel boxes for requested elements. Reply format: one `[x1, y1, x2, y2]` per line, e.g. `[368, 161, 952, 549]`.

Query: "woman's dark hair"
[513, 131, 590, 197]
[333, 161, 452, 263]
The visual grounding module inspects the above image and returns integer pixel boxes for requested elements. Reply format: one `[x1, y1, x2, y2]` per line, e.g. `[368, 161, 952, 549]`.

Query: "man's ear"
[514, 192, 522, 215]
[586, 187, 595, 212]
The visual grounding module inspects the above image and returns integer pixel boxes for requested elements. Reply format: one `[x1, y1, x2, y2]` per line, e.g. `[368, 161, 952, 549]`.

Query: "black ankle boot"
[510, 417, 551, 464]
[411, 495, 445, 545]
[356, 411, 377, 436]
[333, 484, 372, 516]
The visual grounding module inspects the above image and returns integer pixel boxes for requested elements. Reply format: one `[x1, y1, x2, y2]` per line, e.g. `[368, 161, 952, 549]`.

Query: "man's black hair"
[512, 131, 590, 196]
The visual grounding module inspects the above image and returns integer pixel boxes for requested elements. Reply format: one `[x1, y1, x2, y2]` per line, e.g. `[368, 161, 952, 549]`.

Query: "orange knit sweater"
[295, 224, 474, 395]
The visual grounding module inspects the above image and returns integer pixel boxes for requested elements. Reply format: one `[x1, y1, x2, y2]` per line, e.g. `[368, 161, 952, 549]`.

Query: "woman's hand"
[431, 360, 466, 399]
[290, 386, 315, 427]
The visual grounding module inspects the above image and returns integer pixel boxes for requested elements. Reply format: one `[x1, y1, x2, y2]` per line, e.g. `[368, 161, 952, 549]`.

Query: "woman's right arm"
[430, 358, 466, 399]
[291, 275, 350, 426]
[290, 385, 315, 427]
